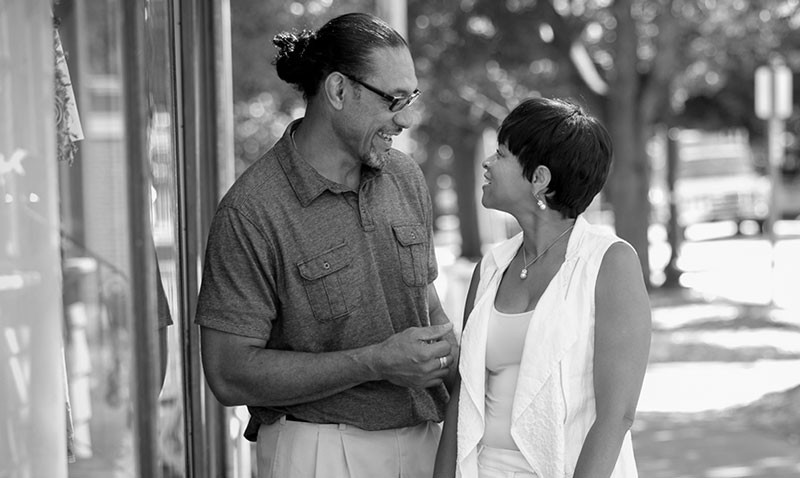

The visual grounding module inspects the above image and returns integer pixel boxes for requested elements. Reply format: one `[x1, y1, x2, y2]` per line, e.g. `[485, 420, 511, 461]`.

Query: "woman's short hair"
[272, 13, 408, 99]
[497, 97, 613, 218]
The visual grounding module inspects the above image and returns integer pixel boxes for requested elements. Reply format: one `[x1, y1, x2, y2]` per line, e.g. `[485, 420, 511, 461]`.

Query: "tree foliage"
[404, 0, 800, 281]
[229, 0, 800, 283]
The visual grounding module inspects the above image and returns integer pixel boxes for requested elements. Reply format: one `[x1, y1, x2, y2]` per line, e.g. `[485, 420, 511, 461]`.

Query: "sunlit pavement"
[649, 219, 800, 311]
[643, 220, 800, 414]
[634, 311, 800, 477]
[637, 220, 800, 478]
[638, 360, 800, 414]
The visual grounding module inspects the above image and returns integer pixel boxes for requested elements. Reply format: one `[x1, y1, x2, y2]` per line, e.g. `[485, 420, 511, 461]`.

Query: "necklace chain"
[520, 225, 574, 280]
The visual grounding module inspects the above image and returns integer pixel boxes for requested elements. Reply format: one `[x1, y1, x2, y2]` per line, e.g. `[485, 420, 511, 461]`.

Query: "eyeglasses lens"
[391, 91, 420, 112]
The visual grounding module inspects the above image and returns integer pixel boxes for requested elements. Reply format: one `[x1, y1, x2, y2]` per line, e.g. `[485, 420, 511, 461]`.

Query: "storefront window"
[144, 0, 187, 475]
[2, 1, 233, 475]
[55, 1, 139, 475]
[52, 0, 185, 475]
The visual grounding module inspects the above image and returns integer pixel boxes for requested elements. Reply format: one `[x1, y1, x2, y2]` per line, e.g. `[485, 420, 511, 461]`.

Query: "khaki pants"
[256, 416, 440, 478]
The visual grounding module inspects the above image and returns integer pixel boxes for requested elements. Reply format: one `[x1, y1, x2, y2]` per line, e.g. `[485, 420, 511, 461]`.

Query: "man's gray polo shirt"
[196, 120, 447, 440]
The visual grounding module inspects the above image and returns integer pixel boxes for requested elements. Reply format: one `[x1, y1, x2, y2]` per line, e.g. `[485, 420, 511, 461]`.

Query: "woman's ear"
[323, 72, 346, 111]
[532, 165, 552, 195]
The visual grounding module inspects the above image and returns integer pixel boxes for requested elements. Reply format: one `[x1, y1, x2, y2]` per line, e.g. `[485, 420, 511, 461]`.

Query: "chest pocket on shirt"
[297, 243, 361, 322]
[392, 224, 428, 287]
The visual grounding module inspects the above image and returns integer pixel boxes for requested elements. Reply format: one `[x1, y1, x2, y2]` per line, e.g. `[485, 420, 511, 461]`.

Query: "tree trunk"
[453, 128, 482, 260]
[663, 131, 683, 287]
[607, 0, 652, 286]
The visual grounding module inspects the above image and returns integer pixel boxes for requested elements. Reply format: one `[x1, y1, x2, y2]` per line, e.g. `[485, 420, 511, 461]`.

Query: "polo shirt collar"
[276, 119, 381, 207]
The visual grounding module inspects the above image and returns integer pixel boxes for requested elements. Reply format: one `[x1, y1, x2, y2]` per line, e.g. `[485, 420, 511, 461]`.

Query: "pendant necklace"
[519, 224, 574, 280]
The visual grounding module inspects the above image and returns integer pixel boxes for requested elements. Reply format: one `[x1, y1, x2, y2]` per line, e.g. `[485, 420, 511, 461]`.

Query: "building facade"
[0, 0, 243, 476]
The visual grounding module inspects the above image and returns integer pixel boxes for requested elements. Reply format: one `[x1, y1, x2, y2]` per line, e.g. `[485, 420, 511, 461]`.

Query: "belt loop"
[280, 415, 287, 425]
[338, 423, 347, 431]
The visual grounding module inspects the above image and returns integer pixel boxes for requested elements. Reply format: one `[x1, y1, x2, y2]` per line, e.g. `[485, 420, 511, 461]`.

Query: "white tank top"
[483, 306, 533, 450]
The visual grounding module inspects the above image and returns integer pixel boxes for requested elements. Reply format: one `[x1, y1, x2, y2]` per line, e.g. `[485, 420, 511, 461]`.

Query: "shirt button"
[323, 262, 330, 269]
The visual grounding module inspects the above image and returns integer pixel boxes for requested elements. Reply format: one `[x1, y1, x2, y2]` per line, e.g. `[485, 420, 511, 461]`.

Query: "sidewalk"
[634, 288, 800, 477]
[633, 412, 800, 478]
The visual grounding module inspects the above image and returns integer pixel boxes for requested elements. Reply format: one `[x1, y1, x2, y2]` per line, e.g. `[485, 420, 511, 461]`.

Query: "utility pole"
[376, 0, 407, 38]
[375, 0, 411, 154]
[755, 55, 793, 306]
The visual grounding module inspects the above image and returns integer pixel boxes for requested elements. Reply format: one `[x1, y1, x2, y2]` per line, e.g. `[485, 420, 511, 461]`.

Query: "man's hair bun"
[272, 30, 316, 87]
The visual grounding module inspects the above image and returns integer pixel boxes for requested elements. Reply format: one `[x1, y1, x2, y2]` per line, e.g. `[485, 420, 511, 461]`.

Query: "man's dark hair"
[272, 13, 408, 99]
[497, 97, 613, 218]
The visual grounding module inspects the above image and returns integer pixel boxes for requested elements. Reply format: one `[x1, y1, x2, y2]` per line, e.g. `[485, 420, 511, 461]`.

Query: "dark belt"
[284, 414, 312, 423]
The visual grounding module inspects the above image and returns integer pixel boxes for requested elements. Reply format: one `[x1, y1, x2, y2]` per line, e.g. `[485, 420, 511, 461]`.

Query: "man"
[195, 13, 457, 478]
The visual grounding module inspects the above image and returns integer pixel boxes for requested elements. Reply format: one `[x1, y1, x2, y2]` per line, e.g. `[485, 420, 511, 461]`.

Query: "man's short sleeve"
[195, 206, 277, 340]
[424, 183, 438, 283]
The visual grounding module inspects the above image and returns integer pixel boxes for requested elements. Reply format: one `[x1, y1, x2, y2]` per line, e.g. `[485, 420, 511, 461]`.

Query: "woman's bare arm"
[433, 260, 482, 478]
[572, 243, 651, 478]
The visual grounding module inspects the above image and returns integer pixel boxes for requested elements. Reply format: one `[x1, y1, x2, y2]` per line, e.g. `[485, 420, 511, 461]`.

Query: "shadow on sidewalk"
[634, 409, 800, 478]
[635, 285, 800, 477]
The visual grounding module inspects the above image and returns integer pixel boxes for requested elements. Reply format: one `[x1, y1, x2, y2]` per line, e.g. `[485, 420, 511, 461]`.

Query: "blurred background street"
[5, 1, 800, 476]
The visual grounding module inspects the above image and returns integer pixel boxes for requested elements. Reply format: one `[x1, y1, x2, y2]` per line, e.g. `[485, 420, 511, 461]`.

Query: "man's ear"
[323, 72, 347, 111]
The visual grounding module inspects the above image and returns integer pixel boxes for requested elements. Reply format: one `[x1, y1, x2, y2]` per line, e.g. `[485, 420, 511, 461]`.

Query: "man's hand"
[371, 323, 455, 389]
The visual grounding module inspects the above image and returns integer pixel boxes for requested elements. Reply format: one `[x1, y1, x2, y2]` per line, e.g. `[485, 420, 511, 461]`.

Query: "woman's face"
[480, 143, 533, 213]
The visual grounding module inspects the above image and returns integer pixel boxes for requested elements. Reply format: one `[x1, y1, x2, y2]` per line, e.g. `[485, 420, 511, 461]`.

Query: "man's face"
[341, 47, 419, 169]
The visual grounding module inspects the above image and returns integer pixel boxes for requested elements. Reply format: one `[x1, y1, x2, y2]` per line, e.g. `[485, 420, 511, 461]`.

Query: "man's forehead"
[366, 47, 417, 93]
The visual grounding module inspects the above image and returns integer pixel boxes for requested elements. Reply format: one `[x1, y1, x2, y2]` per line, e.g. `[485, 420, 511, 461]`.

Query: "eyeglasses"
[344, 74, 421, 112]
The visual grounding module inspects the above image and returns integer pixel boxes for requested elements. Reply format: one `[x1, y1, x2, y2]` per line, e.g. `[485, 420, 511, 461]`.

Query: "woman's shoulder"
[578, 221, 634, 258]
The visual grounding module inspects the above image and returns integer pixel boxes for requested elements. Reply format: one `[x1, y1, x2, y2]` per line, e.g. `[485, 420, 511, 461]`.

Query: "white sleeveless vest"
[457, 215, 639, 478]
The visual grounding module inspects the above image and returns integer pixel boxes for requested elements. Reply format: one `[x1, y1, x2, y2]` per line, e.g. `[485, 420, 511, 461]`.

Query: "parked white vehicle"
[650, 128, 771, 234]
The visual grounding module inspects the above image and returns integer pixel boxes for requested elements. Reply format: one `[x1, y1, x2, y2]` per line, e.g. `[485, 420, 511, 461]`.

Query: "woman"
[434, 97, 651, 478]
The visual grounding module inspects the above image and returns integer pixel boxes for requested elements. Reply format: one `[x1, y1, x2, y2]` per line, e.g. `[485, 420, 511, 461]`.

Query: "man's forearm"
[206, 323, 454, 407]
[214, 345, 380, 407]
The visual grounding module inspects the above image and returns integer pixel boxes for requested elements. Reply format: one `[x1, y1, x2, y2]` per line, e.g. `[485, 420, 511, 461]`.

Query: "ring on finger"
[439, 356, 447, 369]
